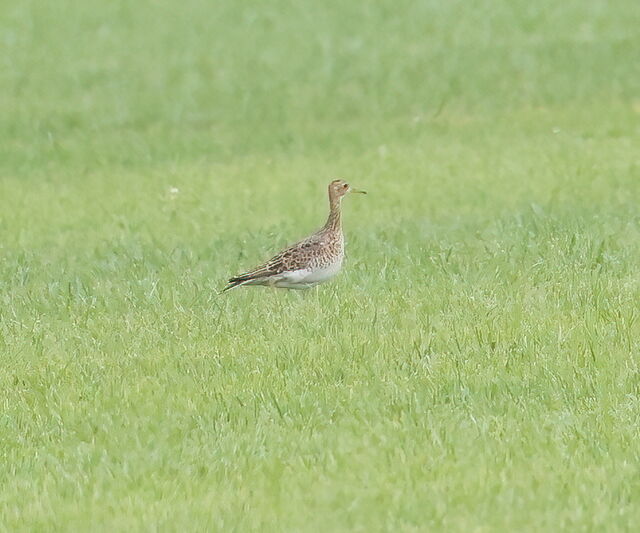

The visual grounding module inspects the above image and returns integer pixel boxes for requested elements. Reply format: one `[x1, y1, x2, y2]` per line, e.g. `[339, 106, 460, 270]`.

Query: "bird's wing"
[227, 233, 323, 283]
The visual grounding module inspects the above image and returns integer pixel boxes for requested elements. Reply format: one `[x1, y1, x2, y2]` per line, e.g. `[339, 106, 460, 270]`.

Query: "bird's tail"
[222, 274, 259, 292]
[222, 278, 245, 292]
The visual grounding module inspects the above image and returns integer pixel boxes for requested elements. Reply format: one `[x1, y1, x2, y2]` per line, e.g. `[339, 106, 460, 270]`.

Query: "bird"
[223, 179, 366, 291]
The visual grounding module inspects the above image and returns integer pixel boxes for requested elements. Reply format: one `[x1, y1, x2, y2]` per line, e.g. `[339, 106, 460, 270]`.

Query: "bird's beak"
[351, 188, 367, 194]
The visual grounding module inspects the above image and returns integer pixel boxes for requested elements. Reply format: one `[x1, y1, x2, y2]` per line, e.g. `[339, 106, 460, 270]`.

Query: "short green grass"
[2, 0, 640, 530]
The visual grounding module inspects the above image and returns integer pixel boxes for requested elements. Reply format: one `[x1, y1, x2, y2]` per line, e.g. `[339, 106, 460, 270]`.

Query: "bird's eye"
[343, 184, 348, 188]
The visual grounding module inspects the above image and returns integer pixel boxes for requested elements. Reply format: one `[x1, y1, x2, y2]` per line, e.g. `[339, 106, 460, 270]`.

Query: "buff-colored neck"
[323, 191, 342, 232]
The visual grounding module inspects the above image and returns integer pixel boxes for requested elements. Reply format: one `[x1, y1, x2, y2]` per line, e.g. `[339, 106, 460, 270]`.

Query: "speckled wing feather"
[223, 232, 325, 291]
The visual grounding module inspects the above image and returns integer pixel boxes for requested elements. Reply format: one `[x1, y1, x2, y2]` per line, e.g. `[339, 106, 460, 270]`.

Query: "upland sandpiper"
[223, 179, 366, 291]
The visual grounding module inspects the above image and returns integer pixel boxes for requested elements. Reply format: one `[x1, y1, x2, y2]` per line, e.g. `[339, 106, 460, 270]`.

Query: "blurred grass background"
[2, 0, 638, 171]
[1, 0, 639, 530]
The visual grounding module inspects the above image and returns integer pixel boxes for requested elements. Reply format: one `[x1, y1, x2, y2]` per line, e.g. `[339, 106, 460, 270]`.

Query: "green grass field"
[2, 0, 640, 530]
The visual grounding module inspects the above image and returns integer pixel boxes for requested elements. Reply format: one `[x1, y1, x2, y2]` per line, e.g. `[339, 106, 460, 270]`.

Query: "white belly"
[274, 259, 343, 289]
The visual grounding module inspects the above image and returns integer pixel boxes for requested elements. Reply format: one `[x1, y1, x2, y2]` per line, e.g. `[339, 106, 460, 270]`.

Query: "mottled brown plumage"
[223, 180, 366, 291]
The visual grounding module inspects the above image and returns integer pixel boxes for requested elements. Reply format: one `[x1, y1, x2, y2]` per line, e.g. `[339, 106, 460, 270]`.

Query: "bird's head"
[329, 179, 367, 201]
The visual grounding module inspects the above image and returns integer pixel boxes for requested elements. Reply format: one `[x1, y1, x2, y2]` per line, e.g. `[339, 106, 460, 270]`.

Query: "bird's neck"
[323, 196, 342, 233]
